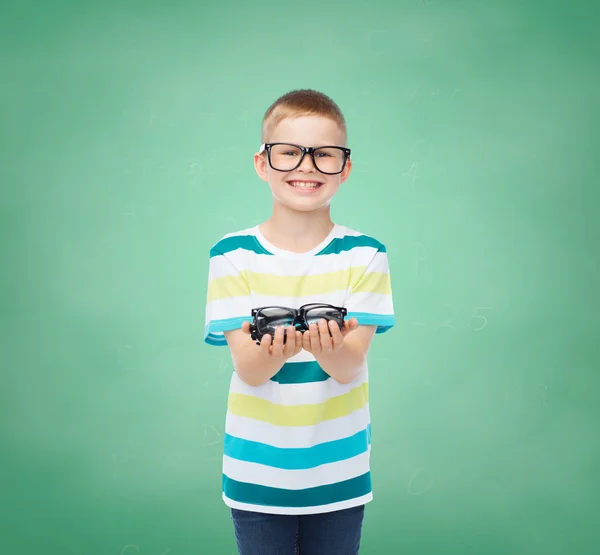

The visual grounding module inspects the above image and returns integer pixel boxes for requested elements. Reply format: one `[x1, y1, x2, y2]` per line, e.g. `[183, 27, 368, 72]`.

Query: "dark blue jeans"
[231, 504, 365, 555]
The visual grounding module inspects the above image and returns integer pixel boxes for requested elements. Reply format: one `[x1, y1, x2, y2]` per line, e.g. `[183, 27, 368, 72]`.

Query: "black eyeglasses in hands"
[249, 303, 348, 345]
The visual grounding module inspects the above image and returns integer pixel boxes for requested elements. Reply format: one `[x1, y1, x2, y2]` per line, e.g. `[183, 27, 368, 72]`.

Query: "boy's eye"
[282, 151, 298, 156]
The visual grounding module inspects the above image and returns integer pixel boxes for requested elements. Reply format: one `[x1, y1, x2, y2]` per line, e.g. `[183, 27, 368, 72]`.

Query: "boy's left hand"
[302, 318, 359, 355]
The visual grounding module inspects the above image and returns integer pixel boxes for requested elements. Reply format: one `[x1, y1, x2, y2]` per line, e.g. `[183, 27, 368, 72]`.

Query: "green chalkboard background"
[2, 0, 598, 553]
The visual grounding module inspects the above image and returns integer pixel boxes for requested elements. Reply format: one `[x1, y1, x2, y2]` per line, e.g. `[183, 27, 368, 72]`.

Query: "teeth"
[289, 181, 321, 189]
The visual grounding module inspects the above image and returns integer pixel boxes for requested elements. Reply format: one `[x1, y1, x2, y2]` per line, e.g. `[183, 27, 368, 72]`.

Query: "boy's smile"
[286, 178, 324, 193]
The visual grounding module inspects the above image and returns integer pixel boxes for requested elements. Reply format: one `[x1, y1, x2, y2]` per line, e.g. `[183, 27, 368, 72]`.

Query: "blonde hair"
[261, 89, 347, 146]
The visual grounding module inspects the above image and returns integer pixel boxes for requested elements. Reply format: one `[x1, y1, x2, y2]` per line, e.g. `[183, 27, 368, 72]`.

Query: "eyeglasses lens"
[257, 308, 295, 332]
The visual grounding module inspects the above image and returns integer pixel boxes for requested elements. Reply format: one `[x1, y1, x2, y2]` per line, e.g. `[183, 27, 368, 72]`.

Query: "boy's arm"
[225, 323, 303, 387]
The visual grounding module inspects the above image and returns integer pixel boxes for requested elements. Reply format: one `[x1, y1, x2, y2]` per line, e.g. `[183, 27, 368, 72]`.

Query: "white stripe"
[220, 245, 385, 276]
[248, 291, 349, 309]
[345, 292, 394, 315]
[223, 492, 373, 515]
[224, 406, 371, 448]
[228, 368, 369, 405]
[222, 449, 371, 491]
[205, 296, 253, 323]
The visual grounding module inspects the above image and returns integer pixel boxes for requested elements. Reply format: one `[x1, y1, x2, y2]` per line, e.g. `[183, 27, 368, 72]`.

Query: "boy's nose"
[297, 152, 317, 171]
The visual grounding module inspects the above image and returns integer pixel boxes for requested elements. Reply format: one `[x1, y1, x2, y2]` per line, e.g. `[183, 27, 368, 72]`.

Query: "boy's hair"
[261, 89, 347, 146]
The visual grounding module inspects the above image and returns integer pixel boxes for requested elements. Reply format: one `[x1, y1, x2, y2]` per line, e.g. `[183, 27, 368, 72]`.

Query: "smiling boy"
[204, 89, 395, 554]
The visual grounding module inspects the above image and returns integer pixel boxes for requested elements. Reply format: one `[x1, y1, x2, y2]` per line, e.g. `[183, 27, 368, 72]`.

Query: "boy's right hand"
[241, 321, 303, 359]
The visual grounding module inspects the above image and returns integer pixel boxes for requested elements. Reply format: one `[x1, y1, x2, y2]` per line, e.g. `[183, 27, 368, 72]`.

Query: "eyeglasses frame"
[259, 142, 352, 175]
[249, 303, 348, 345]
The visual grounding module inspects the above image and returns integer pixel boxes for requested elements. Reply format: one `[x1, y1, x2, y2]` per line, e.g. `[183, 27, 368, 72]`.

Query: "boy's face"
[254, 115, 352, 213]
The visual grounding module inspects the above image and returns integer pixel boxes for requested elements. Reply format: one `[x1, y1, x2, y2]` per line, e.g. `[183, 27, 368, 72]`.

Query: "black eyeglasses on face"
[249, 303, 348, 345]
[259, 143, 351, 175]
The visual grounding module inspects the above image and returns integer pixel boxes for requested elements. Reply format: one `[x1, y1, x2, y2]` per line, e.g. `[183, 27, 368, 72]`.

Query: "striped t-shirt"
[203, 222, 395, 515]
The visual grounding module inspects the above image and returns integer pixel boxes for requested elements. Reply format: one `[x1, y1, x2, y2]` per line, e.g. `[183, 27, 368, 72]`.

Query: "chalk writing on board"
[402, 160, 419, 187]
[200, 424, 222, 447]
[437, 304, 458, 330]
[407, 468, 434, 496]
[188, 161, 202, 184]
[469, 306, 494, 331]
[409, 305, 495, 331]
[415, 242, 427, 276]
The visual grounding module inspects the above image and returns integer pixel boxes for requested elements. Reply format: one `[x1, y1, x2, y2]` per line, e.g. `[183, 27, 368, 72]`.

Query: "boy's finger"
[260, 332, 272, 353]
[318, 319, 333, 352]
[295, 331, 303, 354]
[271, 326, 285, 357]
[302, 329, 311, 352]
[329, 319, 344, 348]
[341, 318, 359, 336]
[283, 326, 296, 357]
[309, 323, 321, 352]
[241, 321, 251, 334]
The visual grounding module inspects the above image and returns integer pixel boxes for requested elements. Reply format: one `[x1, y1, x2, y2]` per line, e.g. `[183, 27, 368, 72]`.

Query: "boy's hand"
[302, 318, 359, 355]
[241, 321, 303, 359]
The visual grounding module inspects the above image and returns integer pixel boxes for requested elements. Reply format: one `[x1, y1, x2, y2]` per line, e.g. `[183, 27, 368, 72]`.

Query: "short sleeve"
[204, 248, 253, 346]
[345, 245, 395, 334]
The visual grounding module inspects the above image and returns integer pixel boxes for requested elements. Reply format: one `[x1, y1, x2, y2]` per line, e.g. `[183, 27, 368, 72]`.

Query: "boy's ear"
[340, 157, 352, 184]
[254, 152, 269, 183]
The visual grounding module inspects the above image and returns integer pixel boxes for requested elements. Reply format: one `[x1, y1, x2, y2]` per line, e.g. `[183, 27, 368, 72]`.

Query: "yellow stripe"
[246, 268, 362, 297]
[208, 274, 250, 301]
[228, 382, 369, 427]
[207, 267, 390, 302]
[355, 271, 392, 295]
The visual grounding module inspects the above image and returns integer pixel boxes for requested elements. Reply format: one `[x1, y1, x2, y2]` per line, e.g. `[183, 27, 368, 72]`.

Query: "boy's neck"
[259, 204, 335, 254]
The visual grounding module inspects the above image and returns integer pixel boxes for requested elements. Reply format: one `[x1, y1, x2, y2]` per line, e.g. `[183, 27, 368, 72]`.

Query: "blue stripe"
[223, 471, 372, 508]
[205, 334, 226, 346]
[347, 312, 395, 333]
[224, 426, 371, 470]
[207, 316, 253, 332]
[271, 361, 329, 384]
[316, 235, 385, 256]
[210, 236, 272, 257]
[204, 317, 253, 346]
